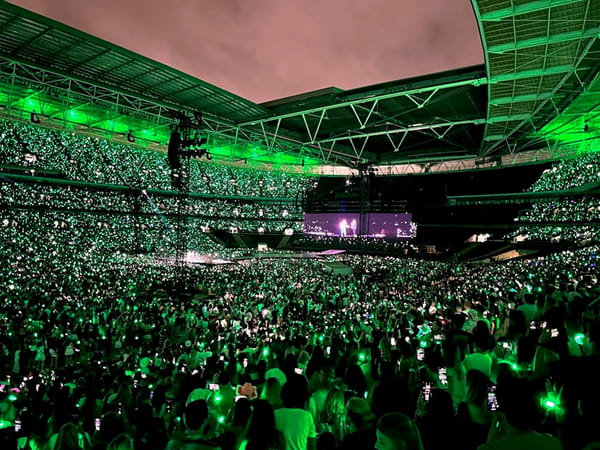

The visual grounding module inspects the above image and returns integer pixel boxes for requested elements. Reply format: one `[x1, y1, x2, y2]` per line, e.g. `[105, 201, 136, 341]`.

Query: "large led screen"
[366, 213, 415, 239]
[303, 213, 415, 239]
[302, 213, 361, 237]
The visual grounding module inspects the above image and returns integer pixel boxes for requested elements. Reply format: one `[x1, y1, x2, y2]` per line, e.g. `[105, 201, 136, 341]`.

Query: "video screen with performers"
[303, 213, 416, 239]
[366, 213, 415, 239]
[302, 213, 361, 237]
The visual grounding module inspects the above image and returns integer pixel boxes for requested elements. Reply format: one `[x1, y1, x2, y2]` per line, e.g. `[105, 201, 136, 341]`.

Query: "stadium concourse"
[0, 1, 599, 450]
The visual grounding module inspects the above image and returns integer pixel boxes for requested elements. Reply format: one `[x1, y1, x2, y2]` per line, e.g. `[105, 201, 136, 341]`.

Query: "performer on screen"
[350, 219, 357, 236]
[339, 219, 348, 237]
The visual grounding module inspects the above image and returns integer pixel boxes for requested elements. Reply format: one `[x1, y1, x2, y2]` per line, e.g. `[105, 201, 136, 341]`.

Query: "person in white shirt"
[274, 374, 316, 450]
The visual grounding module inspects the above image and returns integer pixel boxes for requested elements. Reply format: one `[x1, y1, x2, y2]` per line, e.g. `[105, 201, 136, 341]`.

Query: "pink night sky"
[10, 0, 483, 104]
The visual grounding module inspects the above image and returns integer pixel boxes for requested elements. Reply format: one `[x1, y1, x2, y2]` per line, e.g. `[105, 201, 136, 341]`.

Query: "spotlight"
[30, 112, 41, 124]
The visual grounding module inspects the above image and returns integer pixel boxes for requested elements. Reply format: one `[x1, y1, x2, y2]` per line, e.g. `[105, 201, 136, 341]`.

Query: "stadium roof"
[0, 0, 597, 174]
[474, 0, 600, 157]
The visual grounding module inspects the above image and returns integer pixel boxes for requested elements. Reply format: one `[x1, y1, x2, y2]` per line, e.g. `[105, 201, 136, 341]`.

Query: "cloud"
[9, 0, 483, 103]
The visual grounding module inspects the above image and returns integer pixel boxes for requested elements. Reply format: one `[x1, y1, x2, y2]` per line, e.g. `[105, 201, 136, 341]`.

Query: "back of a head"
[345, 396, 375, 431]
[426, 389, 454, 419]
[497, 376, 539, 431]
[345, 363, 367, 396]
[524, 293, 536, 305]
[55, 423, 84, 450]
[184, 399, 209, 431]
[218, 371, 231, 386]
[233, 397, 252, 427]
[281, 374, 309, 409]
[322, 388, 345, 426]
[376, 412, 424, 450]
[247, 399, 276, 440]
[106, 433, 135, 450]
[507, 309, 528, 338]
[464, 369, 491, 405]
[509, 309, 527, 326]
[98, 412, 125, 444]
[472, 323, 494, 351]
[452, 313, 467, 330]
[264, 377, 282, 400]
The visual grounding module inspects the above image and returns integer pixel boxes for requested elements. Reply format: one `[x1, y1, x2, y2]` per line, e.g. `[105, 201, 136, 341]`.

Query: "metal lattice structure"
[473, 0, 600, 157]
[0, 1, 597, 173]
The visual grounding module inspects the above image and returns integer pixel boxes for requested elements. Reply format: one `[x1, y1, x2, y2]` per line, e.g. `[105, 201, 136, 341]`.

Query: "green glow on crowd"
[540, 392, 562, 413]
[499, 359, 520, 372]
[574, 333, 585, 345]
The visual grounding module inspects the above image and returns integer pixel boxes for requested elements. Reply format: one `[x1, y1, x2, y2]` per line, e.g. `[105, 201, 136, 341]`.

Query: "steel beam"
[488, 27, 599, 54]
[309, 118, 485, 146]
[480, 0, 585, 21]
[489, 64, 582, 83]
[237, 76, 487, 127]
[482, 35, 597, 156]
[489, 92, 554, 105]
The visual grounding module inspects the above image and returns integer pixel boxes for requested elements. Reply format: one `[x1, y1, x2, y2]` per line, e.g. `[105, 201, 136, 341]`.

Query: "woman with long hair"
[53, 423, 91, 450]
[455, 370, 493, 450]
[244, 399, 284, 450]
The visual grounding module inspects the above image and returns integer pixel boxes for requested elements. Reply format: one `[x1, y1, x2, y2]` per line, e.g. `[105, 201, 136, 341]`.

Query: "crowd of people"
[0, 239, 599, 449]
[2, 118, 600, 449]
[0, 118, 310, 241]
[0, 180, 303, 243]
[0, 118, 316, 199]
[510, 154, 600, 243]
[0, 117, 311, 236]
